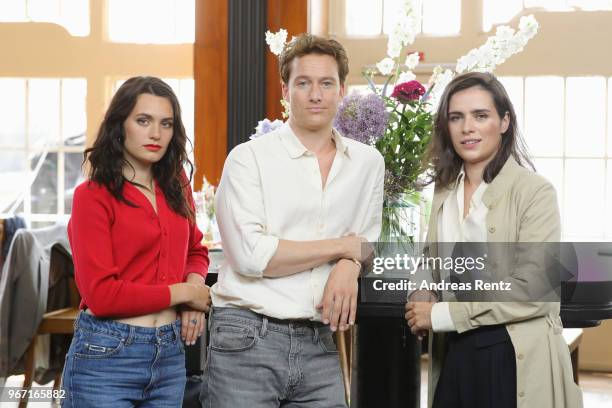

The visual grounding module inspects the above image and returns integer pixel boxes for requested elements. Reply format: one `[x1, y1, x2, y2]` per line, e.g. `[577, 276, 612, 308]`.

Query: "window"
[0, 78, 87, 227]
[499, 75, 612, 241]
[345, 0, 461, 37]
[107, 0, 195, 44]
[483, 0, 612, 31]
[0, 0, 89, 36]
[162, 78, 195, 168]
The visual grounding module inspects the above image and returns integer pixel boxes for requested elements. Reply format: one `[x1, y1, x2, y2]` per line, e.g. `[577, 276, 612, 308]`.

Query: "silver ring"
[190, 319, 198, 325]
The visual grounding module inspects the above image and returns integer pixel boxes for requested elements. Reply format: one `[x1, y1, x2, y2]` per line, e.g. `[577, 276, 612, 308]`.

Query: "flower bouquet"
[194, 177, 221, 247]
[334, 78, 431, 243]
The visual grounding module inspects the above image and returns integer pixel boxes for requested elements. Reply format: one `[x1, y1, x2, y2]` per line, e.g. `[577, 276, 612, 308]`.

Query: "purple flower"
[391, 80, 426, 103]
[334, 93, 388, 144]
[250, 118, 284, 139]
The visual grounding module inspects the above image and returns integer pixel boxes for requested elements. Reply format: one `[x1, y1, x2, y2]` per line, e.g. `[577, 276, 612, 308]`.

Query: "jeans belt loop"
[171, 320, 179, 342]
[208, 306, 214, 332]
[260, 315, 268, 338]
[312, 324, 320, 343]
[73, 312, 80, 331]
[126, 326, 135, 346]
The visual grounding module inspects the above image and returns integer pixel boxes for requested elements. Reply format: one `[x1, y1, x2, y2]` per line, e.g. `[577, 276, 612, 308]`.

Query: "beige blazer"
[425, 157, 583, 408]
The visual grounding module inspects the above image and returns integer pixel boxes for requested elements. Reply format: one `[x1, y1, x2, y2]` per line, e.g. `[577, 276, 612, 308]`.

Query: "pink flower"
[391, 80, 426, 103]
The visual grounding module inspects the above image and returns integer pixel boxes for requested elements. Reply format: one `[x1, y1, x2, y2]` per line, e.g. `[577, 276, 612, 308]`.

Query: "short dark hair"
[278, 33, 349, 85]
[425, 72, 534, 188]
[84, 76, 195, 221]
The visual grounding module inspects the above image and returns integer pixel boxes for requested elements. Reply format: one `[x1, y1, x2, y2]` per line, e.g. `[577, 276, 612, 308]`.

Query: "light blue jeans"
[200, 306, 347, 408]
[61, 312, 186, 407]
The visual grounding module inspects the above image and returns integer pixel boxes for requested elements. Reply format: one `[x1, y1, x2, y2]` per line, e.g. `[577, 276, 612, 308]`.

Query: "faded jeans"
[200, 306, 347, 408]
[61, 311, 186, 407]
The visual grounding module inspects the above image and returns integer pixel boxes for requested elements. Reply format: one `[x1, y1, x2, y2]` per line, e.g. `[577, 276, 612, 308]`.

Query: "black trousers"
[433, 325, 517, 408]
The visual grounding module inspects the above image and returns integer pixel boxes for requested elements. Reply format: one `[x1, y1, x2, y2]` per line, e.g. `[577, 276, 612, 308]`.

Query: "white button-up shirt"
[431, 169, 489, 332]
[211, 123, 385, 320]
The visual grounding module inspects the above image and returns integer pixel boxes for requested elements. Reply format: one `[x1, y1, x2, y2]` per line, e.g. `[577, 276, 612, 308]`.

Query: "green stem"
[393, 59, 402, 86]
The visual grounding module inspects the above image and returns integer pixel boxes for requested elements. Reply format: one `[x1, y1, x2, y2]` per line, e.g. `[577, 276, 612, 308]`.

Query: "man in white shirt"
[200, 34, 384, 407]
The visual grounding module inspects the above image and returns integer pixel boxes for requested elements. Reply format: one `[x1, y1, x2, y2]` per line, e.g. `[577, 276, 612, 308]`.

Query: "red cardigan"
[68, 180, 209, 317]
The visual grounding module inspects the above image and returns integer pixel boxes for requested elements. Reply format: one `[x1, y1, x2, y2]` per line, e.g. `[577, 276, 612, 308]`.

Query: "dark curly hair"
[425, 72, 534, 188]
[84, 76, 194, 221]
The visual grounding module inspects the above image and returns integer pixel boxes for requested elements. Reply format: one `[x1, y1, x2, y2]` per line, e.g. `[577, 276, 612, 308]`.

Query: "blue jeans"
[200, 306, 347, 408]
[61, 312, 186, 407]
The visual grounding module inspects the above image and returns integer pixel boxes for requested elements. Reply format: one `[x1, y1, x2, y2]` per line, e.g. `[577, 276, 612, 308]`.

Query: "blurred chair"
[19, 244, 79, 408]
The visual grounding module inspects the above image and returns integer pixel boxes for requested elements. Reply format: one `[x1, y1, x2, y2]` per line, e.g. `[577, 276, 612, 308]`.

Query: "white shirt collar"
[278, 122, 350, 159]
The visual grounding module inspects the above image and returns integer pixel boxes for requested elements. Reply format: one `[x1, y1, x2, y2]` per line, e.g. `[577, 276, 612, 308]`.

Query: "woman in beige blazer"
[404, 72, 583, 408]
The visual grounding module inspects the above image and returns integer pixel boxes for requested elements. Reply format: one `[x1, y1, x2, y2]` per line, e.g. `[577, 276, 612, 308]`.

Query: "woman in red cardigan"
[61, 76, 210, 407]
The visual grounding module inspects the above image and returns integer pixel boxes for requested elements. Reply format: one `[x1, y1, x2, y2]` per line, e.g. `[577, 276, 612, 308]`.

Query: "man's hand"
[341, 233, 372, 262]
[316, 259, 360, 332]
[405, 290, 437, 340]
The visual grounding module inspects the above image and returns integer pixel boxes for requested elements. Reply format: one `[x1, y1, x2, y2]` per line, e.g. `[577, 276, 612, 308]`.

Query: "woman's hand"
[178, 274, 211, 345]
[180, 308, 205, 346]
[405, 301, 434, 337]
[185, 283, 211, 312]
[169, 279, 211, 313]
[405, 290, 437, 340]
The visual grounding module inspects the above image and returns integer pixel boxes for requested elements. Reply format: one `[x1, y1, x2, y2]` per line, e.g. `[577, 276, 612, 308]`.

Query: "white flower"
[405, 52, 420, 70]
[436, 69, 454, 89]
[518, 15, 539, 38]
[265, 29, 288, 56]
[427, 65, 443, 86]
[427, 69, 455, 111]
[395, 16, 419, 45]
[509, 34, 527, 53]
[387, 37, 402, 58]
[475, 44, 497, 70]
[397, 70, 416, 83]
[454, 15, 538, 74]
[399, 0, 418, 14]
[376, 57, 396, 76]
[495, 25, 515, 41]
[456, 52, 478, 73]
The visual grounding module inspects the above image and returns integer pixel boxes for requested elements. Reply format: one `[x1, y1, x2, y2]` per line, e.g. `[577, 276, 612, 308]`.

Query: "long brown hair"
[425, 72, 534, 188]
[84, 76, 195, 221]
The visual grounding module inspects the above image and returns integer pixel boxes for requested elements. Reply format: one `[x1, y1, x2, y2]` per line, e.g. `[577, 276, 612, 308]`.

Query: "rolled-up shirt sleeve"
[360, 152, 385, 242]
[215, 144, 279, 278]
[431, 302, 457, 332]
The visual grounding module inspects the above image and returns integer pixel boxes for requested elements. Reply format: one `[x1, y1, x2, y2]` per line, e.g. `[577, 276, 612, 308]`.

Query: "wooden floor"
[3, 368, 612, 407]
